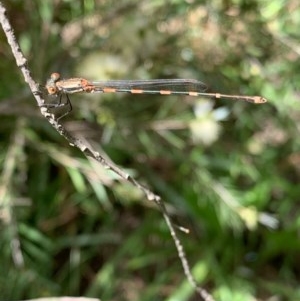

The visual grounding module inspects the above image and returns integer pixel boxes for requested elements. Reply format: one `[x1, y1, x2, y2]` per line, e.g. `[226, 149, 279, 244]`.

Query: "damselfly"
[45, 72, 267, 120]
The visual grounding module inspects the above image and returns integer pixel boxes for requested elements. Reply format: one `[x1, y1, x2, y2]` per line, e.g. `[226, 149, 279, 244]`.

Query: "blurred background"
[0, 0, 300, 300]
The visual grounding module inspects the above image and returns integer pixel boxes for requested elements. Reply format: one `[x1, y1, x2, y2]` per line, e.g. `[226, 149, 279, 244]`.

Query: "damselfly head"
[45, 73, 63, 95]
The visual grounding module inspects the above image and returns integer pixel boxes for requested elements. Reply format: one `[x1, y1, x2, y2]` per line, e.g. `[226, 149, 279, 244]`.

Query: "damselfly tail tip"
[243, 96, 267, 104]
[253, 96, 268, 104]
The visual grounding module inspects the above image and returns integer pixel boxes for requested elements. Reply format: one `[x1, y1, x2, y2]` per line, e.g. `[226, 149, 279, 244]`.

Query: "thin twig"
[0, 2, 215, 300]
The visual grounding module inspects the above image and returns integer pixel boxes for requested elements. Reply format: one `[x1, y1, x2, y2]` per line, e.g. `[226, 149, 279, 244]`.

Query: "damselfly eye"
[51, 72, 61, 82]
[47, 86, 58, 95]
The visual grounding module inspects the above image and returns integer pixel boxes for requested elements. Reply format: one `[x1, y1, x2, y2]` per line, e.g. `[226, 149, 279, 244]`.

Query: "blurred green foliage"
[0, 0, 300, 300]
